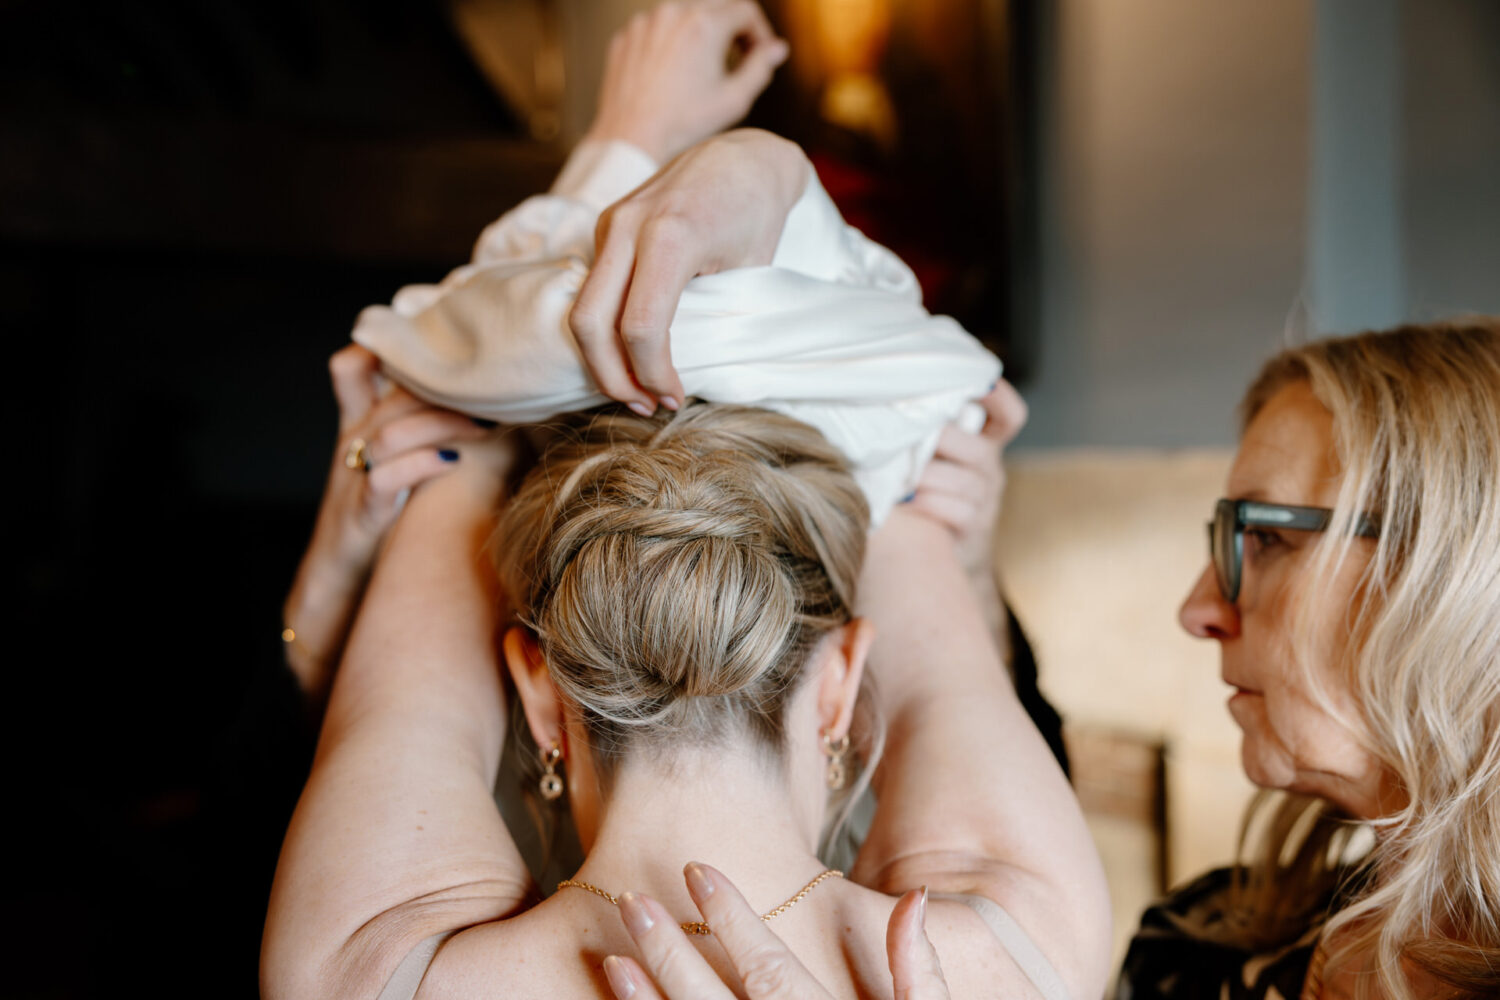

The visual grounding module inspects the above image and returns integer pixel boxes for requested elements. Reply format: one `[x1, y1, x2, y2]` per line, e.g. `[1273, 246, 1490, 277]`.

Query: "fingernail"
[618, 892, 654, 936]
[899, 491, 917, 504]
[659, 396, 680, 412]
[627, 400, 655, 418]
[917, 886, 928, 927]
[603, 955, 635, 998]
[438, 449, 460, 462]
[988, 380, 999, 393]
[471, 417, 499, 429]
[685, 862, 714, 903]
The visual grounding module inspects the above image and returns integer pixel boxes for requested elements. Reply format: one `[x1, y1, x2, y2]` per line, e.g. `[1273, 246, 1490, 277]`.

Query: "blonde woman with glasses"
[1117, 321, 1500, 1000]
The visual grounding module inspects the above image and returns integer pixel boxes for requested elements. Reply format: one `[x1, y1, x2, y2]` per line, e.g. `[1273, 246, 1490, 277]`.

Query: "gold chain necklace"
[556, 869, 843, 936]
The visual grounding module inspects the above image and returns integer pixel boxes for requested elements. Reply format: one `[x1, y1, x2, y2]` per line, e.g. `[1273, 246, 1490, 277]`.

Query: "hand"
[281, 344, 493, 699]
[587, 0, 789, 163]
[907, 379, 1028, 574]
[570, 128, 808, 414]
[602, 863, 950, 999]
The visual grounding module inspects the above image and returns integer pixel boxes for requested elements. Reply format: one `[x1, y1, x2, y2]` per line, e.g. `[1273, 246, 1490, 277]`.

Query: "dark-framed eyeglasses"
[1208, 498, 1380, 603]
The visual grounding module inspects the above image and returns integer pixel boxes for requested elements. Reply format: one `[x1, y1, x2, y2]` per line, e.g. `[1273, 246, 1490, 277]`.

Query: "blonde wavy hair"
[1229, 318, 1500, 999]
[494, 401, 872, 799]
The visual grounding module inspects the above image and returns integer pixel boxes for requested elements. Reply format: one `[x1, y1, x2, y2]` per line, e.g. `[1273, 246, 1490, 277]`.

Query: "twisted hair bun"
[495, 402, 869, 769]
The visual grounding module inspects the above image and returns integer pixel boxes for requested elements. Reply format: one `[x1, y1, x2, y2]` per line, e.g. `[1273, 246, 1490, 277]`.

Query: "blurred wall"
[1018, 0, 1500, 449]
[1400, 0, 1500, 321]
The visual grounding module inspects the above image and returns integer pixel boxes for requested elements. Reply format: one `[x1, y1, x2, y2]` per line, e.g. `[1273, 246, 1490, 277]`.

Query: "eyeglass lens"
[1211, 499, 1240, 602]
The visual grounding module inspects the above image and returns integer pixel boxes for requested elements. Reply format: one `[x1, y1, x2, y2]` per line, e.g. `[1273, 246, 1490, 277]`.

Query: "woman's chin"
[1238, 736, 1298, 791]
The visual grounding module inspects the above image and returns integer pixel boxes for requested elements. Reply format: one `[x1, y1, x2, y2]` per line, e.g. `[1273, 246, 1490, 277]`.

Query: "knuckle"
[619, 324, 661, 348]
[608, 198, 644, 225]
[737, 950, 795, 996]
[641, 212, 691, 248]
[569, 307, 605, 341]
[328, 345, 361, 378]
[641, 939, 689, 981]
[367, 426, 402, 461]
[364, 465, 393, 497]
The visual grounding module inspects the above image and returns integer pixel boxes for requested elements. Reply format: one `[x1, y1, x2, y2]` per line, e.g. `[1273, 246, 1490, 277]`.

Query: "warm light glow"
[795, 0, 898, 145]
[808, 0, 892, 75]
[821, 72, 897, 148]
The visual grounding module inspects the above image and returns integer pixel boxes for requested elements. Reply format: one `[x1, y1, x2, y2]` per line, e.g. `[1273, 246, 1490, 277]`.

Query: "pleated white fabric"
[353, 140, 1000, 524]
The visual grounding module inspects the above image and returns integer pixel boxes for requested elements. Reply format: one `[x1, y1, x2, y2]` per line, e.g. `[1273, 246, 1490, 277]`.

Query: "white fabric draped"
[352, 140, 1000, 524]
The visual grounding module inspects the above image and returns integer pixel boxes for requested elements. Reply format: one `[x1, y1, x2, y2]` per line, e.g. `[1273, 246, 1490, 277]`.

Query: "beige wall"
[996, 448, 1258, 963]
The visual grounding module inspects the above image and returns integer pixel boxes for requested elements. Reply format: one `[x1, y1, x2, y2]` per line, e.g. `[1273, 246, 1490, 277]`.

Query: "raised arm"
[850, 506, 1112, 999]
[261, 436, 529, 1000]
[280, 344, 493, 706]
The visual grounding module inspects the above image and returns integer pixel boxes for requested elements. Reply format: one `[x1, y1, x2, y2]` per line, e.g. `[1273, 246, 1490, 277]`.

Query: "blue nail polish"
[899, 491, 917, 504]
[471, 417, 499, 429]
[988, 380, 999, 393]
[438, 449, 460, 462]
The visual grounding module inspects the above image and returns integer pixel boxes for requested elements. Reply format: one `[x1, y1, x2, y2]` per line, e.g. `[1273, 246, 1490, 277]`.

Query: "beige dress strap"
[375, 930, 456, 1000]
[932, 893, 1073, 1000]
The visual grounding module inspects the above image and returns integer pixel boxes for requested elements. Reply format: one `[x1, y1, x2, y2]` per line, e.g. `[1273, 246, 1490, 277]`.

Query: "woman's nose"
[1179, 564, 1239, 640]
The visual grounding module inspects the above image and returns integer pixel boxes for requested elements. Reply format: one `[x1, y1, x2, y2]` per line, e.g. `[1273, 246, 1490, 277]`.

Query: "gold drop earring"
[821, 731, 850, 791]
[539, 742, 564, 801]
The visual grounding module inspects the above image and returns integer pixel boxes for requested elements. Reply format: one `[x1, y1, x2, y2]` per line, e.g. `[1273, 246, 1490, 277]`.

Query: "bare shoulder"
[828, 881, 1055, 998]
[924, 895, 1059, 999]
[413, 899, 627, 1000]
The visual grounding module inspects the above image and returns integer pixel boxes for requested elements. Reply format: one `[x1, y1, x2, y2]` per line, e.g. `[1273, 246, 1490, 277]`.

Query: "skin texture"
[571, 0, 797, 415]
[599, 866, 949, 1000]
[569, 128, 807, 415]
[586, 0, 788, 164]
[1178, 382, 1397, 820]
[281, 344, 490, 702]
[265, 5, 1109, 995]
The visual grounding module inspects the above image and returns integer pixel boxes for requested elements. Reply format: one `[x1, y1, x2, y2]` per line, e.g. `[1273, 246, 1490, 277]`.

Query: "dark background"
[6, 4, 555, 995]
[2, 2, 1036, 995]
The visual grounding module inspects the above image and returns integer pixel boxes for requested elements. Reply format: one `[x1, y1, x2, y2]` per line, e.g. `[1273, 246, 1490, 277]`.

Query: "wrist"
[583, 119, 671, 164]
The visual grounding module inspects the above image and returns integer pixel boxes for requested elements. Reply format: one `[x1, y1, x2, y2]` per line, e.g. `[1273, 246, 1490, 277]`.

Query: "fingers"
[917, 452, 990, 501]
[364, 447, 462, 513]
[720, 2, 789, 107]
[573, 215, 658, 415]
[602, 955, 668, 1000]
[614, 892, 736, 999]
[682, 863, 832, 999]
[619, 217, 695, 407]
[887, 889, 951, 1000]
[907, 487, 980, 538]
[979, 379, 1028, 445]
[328, 344, 380, 430]
[933, 423, 1000, 471]
[573, 206, 692, 412]
[363, 409, 488, 468]
[718, 0, 778, 46]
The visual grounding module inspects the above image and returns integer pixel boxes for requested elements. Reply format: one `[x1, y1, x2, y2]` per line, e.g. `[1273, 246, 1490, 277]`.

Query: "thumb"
[329, 343, 380, 430]
[979, 379, 1028, 446]
[888, 888, 951, 1000]
[725, 37, 788, 108]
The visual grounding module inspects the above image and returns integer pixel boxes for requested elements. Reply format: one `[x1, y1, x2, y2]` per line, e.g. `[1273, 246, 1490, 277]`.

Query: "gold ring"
[344, 437, 370, 471]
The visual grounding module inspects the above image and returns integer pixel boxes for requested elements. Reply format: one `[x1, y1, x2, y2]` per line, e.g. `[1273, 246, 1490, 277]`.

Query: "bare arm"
[851, 508, 1112, 1000]
[281, 344, 491, 705]
[262, 440, 530, 1000]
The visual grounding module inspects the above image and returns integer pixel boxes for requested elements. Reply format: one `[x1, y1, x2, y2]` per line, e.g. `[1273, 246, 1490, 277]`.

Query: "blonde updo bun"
[495, 401, 869, 773]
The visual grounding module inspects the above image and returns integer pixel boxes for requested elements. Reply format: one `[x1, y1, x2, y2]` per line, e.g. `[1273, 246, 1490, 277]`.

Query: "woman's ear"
[502, 626, 565, 750]
[816, 617, 875, 740]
